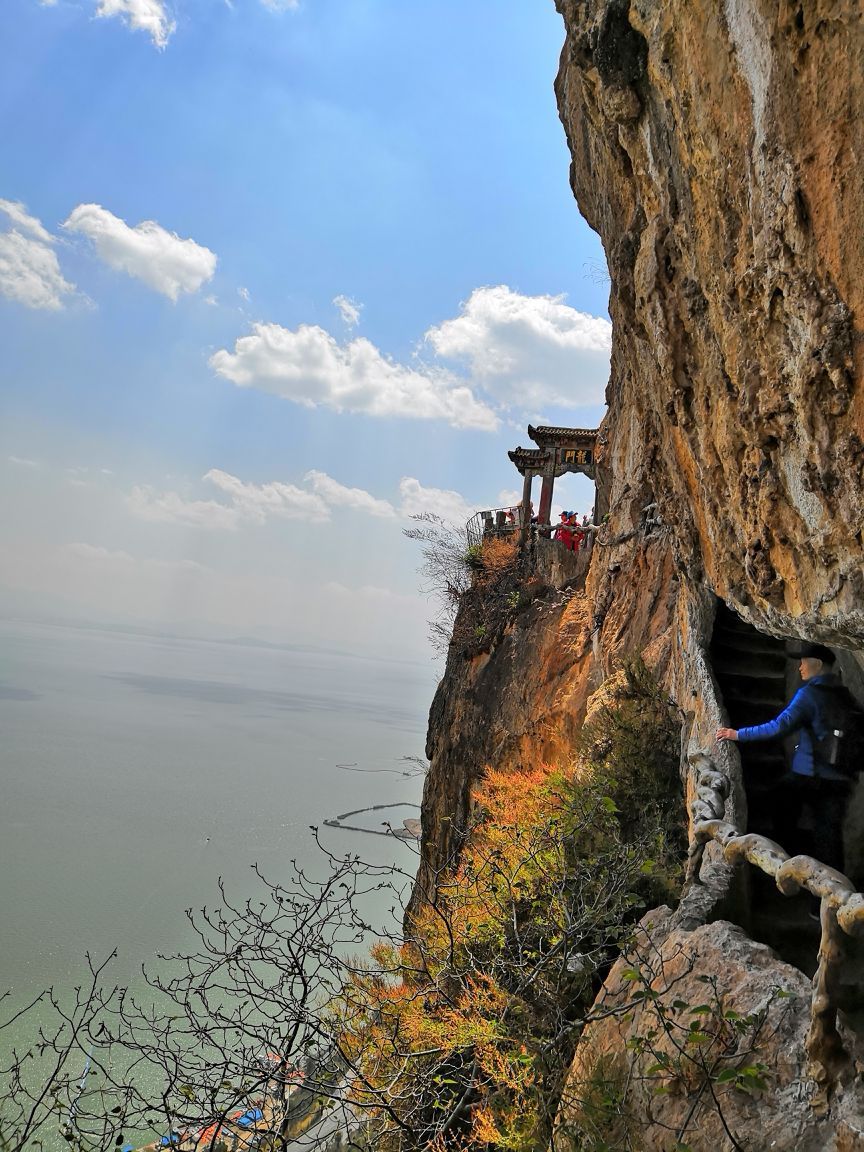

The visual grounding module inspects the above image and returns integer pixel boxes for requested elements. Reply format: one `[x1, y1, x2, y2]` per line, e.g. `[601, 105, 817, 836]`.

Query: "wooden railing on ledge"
[686, 749, 864, 1090]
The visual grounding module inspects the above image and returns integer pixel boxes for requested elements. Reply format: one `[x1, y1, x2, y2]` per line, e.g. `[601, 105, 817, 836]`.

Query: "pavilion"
[508, 425, 599, 541]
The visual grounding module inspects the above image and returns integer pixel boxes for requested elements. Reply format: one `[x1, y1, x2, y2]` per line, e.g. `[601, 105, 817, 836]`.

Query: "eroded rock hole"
[594, 0, 648, 87]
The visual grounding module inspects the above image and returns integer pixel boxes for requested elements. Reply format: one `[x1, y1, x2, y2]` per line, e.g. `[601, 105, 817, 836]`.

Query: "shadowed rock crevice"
[594, 0, 648, 88]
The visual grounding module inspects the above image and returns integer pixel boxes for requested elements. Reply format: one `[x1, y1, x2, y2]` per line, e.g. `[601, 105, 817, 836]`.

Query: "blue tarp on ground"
[236, 1110, 263, 1128]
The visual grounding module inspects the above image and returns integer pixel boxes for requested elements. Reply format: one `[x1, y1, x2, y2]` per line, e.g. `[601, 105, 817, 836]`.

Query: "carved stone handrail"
[686, 752, 864, 1089]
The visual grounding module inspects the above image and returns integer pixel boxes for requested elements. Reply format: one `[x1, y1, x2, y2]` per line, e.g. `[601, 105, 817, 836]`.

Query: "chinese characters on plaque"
[558, 447, 593, 468]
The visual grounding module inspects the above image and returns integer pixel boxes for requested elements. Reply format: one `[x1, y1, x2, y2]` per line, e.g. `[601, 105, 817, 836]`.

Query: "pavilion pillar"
[538, 470, 554, 528]
[519, 471, 533, 547]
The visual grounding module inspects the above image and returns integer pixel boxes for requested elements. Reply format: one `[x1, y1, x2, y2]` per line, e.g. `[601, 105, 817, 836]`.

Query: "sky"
[0, 0, 610, 662]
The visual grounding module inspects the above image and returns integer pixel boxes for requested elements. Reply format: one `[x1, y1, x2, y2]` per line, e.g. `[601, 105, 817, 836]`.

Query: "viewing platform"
[466, 423, 600, 565]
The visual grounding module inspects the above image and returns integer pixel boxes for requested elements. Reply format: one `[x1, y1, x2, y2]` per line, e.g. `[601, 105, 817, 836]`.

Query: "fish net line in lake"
[323, 802, 421, 839]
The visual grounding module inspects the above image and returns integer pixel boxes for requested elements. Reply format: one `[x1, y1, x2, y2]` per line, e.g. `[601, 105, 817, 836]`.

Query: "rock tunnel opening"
[709, 602, 822, 972]
[708, 603, 864, 1027]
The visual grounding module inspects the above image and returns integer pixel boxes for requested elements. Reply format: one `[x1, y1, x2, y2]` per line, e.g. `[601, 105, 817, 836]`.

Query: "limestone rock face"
[413, 0, 864, 922]
[409, 567, 595, 917]
[408, 3, 864, 1147]
[555, 0, 864, 646]
[407, 533, 681, 921]
[555, 916, 864, 1152]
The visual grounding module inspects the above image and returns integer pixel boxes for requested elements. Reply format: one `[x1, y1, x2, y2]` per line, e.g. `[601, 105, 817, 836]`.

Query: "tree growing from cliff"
[403, 514, 525, 657]
[402, 513, 475, 654]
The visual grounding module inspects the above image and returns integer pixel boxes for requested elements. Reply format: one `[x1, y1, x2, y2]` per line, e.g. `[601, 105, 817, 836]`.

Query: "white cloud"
[8, 455, 41, 468]
[0, 199, 53, 243]
[0, 232, 76, 311]
[210, 287, 610, 431]
[425, 285, 611, 409]
[64, 204, 216, 300]
[128, 485, 241, 530]
[260, 0, 299, 9]
[95, 0, 175, 49]
[209, 323, 499, 431]
[125, 467, 475, 533]
[0, 201, 76, 311]
[333, 294, 362, 328]
[398, 477, 475, 526]
[305, 470, 396, 518]
[128, 470, 337, 530]
[203, 468, 330, 523]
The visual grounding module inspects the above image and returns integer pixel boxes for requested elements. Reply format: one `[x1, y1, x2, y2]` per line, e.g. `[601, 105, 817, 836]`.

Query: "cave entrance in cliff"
[708, 602, 821, 970]
[507, 424, 600, 544]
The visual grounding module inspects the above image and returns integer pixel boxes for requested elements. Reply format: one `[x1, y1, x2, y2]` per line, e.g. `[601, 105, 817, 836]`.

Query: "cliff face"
[410, 1, 864, 1145]
[415, 0, 864, 902]
[555, 0, 864, 644]
[409, 534, 681, 916]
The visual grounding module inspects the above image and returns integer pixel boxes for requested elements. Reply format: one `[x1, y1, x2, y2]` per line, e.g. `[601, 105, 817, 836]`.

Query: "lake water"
[0, 619, 433, 1004]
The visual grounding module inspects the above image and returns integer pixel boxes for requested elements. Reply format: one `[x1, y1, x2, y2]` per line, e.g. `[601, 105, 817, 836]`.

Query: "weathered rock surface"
[554, 0, 864, 647]
[556, 915, 864, 1152]
[409, 558, 595, 917]
[407, 532, 681, 920]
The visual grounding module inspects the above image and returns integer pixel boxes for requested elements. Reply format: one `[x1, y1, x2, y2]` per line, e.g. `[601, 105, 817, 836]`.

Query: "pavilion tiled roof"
[528, 424, 599, 445]
[508, 447, 549, 474]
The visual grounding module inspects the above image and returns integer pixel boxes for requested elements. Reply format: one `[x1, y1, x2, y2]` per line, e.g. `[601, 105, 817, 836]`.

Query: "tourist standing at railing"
[568, 512, 585, 551]
[716, 643, 851, 875]
[553, 510, 573, 549]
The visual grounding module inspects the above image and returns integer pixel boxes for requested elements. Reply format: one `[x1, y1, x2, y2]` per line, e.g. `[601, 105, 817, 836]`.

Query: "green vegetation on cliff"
[338, 659, 684, 1150]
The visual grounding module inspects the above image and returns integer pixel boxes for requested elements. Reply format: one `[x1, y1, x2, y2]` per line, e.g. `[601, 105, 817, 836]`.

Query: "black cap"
[792, 642, 836, 665]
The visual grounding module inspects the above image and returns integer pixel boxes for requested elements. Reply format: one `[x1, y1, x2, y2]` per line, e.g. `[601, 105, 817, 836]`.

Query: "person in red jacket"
[568, 512, 585, 551]
[553, 510, 572, 549]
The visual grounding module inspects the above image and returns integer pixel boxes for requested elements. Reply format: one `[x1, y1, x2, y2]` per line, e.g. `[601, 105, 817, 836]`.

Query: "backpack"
[808, 684, 864, 778]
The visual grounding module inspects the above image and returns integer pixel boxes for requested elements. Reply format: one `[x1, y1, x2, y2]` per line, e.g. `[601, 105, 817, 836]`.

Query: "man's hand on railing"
[716, 727, 739, 742]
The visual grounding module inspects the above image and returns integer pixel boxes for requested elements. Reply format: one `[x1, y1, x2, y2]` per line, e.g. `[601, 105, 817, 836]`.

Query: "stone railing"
[686, 750, 864, 1089]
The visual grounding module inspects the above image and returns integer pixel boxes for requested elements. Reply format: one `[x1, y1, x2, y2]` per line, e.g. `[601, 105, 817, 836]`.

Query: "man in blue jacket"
[716, 642, 850, 874]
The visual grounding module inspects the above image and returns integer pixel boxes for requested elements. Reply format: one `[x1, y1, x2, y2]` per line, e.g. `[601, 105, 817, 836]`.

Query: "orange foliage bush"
[336, 722, 682, 1151]
[477, 534, 519, 578]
